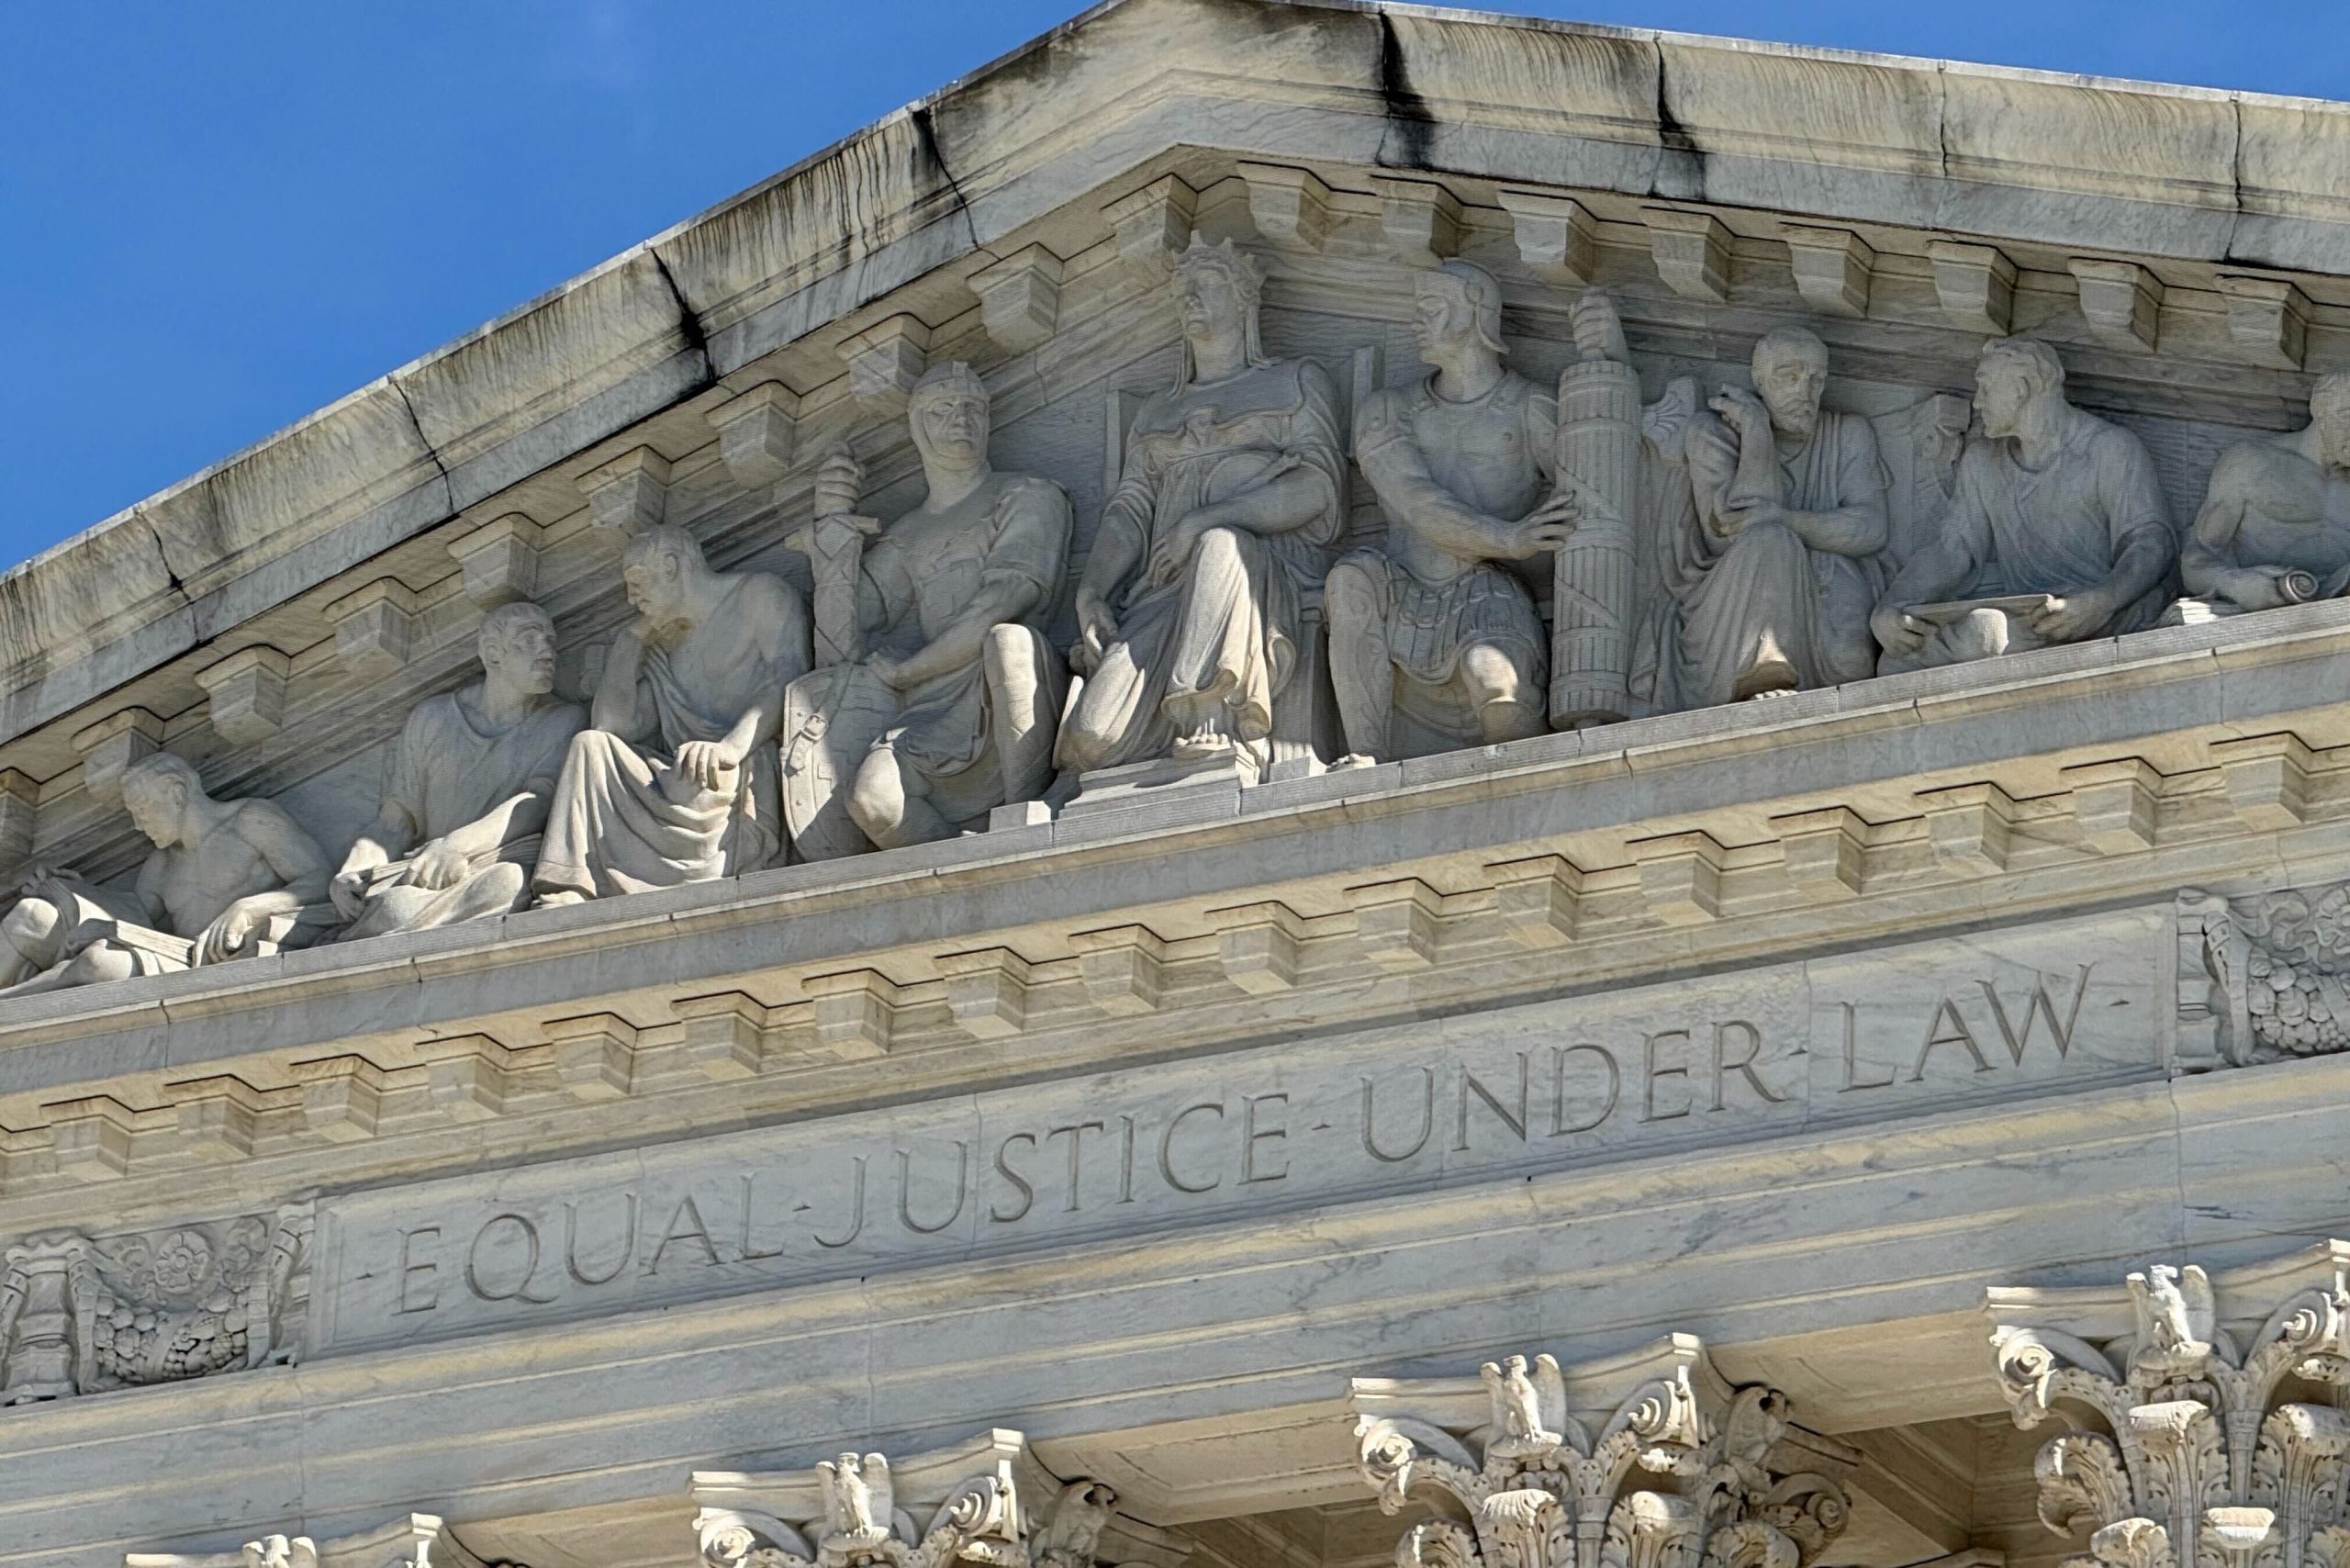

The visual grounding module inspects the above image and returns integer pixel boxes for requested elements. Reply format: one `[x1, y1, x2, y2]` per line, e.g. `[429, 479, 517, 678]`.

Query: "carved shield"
[779, 662, 900, 862]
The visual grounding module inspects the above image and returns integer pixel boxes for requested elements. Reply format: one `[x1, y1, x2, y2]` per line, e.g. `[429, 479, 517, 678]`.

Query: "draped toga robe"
[1057, 358, 1348, 772]
[536, 574, 803, 899]
[866, 474, 1069, 822]
[1889, 414, 2173, 669]
[1651, 408, 1889, 711]
[340, 688, 585, 939]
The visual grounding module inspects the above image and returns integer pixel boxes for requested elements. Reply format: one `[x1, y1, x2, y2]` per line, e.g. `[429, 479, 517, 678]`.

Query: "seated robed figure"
[1659, 326, 1888, 705]
[533, 527, 811, 904]
[2167, 373, 2350, 624]
[1874, 337, 2175, 672]
[1328, 259, 1569, 764]
[780, 362, 1071, 857]
[1055, 235, 1348, 774]
[332, 600, 585, 938]
[0, 752, 331, 996]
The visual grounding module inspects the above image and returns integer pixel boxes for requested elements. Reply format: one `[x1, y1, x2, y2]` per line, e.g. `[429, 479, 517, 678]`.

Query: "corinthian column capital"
[1348, 1335, 1855, 1568]
[691, 1429, 1158, 1568]
[1986, 1241, 2350, 1568]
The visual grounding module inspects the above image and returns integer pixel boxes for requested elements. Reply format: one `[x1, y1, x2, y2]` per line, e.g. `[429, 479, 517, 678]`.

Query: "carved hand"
[674, 739, 744, 793]
[408, 837, 473, 891]
[1721, 499, 1787, 536]
[866, 652, 907, 689]
[328, 867, 370, 921]
[2025, 588, 2114, 643]
[1570, 291, 1630, 364]
[1872, 603, 1928, 657]
[1511, 494, 1581, 556]
[197, 898, 263, 966]
[1709, 386, 1772, 442]
[1072, 588, 1118, 675]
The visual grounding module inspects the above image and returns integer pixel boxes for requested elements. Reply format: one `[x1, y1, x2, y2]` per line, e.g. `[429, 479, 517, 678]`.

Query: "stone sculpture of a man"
[1661, 326, 1889, 704]
[1055, 234, 1348, 774]
[1328, 260, 1572, 764]
[1874, 337, 2174, 670]
[332, 600, 585, 938]
[532, 526, 810, 903]
[780, 362, 1071, 855]
[2168, 373, 2350, 622]
[0, 752, 330, 994]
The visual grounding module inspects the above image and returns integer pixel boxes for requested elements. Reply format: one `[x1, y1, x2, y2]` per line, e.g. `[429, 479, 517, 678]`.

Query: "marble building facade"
[7, 1, 2350, 1564]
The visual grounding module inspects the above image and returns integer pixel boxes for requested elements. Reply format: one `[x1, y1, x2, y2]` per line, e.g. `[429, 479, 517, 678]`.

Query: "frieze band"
[4, 232, 2344, 1001]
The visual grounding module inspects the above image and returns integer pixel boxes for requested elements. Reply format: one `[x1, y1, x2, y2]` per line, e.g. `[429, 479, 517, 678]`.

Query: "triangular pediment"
[13, 6, 2350, 1568]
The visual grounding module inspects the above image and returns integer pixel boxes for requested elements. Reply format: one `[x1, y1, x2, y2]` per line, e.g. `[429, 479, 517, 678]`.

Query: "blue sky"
[3, 0, 2344, 564]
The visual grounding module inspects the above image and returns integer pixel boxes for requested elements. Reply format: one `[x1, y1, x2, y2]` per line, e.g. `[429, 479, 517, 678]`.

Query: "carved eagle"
[1479, 1351, 1565, 1459]
[241, 1538, 318, 1568]
[2126, 1263, 2217, 1378]
[817, 1450, 897, 1551]
[1032, 1479, 1118, 1568]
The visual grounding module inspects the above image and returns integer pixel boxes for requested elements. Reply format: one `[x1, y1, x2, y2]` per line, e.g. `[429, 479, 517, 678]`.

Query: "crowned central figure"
[1054, 235, 1348, 775]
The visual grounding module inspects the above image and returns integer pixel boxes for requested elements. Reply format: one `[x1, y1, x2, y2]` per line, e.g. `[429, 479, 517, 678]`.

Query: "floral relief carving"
[1987, 1245, 2350, 1568]
[2182, 884, 2350, 1064]
[0, 1201, 309, 1403]
[692, 1430, 1155, 1568]
[1349, 1338, 1853, 1568]
[121, 1511, 496, 1568]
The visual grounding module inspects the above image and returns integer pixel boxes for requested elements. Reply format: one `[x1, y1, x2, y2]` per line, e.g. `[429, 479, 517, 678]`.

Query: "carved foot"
[1732, 656, 1799, 701]
[1171, 728, 1237, 762]
[532, 889, 590, 910]
[1331, 753, 1382, 770]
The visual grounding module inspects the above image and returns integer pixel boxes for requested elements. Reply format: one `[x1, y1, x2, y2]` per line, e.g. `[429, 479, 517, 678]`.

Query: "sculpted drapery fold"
[1058, 235, 1348, 775]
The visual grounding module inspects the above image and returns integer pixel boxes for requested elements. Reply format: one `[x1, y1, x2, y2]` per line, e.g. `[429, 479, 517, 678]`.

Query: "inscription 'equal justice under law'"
[370, 962, 2109, 1327]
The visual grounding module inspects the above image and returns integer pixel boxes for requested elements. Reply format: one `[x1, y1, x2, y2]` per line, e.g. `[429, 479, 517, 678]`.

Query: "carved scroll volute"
[1987, 1247, 2350, 1568]
[691, 1430, 1030, 1568]
[697, 1508, 815, 1568]
[916, 1460, 1024, 1568]
[1350, 1341, 1851, 1568]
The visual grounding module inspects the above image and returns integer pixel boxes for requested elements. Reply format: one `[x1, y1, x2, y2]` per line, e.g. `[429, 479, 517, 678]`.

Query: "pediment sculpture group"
[6, 236, 2347, 995]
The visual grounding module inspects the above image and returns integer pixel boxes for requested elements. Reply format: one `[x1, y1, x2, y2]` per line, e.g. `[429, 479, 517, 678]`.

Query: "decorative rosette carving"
[1987, 1250, 2350, 1568]
[1349, 1340, 1852, 1568]
[0, 1202, 311, 1402]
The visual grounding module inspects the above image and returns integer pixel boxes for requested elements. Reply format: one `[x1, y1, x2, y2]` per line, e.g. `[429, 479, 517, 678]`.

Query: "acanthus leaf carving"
[1351, 1339, 1852, 1568]
[125, 1511, 491, 1568]
[692, 1432, 1161, 1568]
[1987, 1246, 2350, 1568]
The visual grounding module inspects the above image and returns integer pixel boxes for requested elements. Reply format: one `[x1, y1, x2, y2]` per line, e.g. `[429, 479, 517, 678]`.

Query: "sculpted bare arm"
[132, 851, 172, 931]
[731, 574, 808, 754]
[2183, 445, 2284, 603]
[237, 801, 331, 906]
[591, 627, 656, 741]
[1355, 398, 1527, 560]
